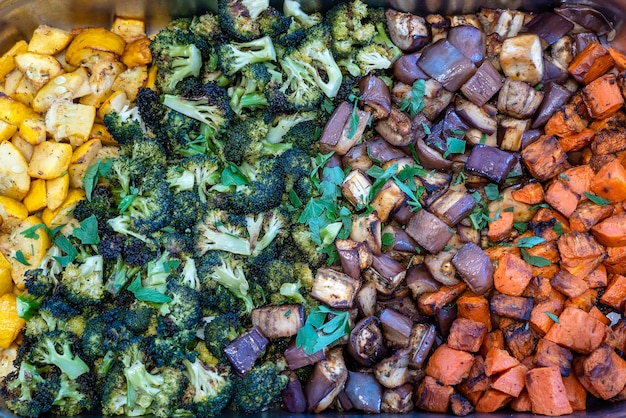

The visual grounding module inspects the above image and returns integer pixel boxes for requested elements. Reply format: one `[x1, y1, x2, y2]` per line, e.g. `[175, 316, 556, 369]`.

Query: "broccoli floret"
[180, 358, 233, 417]
[82, 310, 136, 360]
[354, 42, 397, 75]
[245, 209, 286, 257]
[326, 0, 376, 58]
[167, 153, 222, 203]
[23, 268, 56, 298]
[122, 237, 155, 266]
[123, 175, 173, 235]
[196, 210, 252, 256]
[150, 329, 197, 368]
[142, 251, 178, 293]
[59, 255, 105, 306]
[257, 7, 291, 38]
[50, 371, 97, 416]
[284, 0, 323, 29]
[175, 256, 200, 290]
[161, 232, 194, 259]
[230, 361, 289, 413]
[26, 296, 78, 336]
[97, 229, 124, 260]
[0, 361, 58, 418]
[27, 331, 90, 380]
[265, 55, 324, 113]
[217, 0, 268, 41]
[227, 62, 281, 114]
[291, 224, 327, 267]
[72, 184, 115, 228]
[170, 190, 205, 233]
[119, 138, 168, 169]
[157, 281, 201, 336]
[266, 111, 317, 147]
[217, 36, 277, 77]
[102, 110, 148, 146]
[222, 116, 270, 165]
[189, 12, 223, 42]
[203, 313, 243, 361]
[205, 254, 255, 314]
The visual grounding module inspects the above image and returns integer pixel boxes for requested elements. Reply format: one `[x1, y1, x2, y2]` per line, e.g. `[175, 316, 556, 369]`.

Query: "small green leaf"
[513, 221, 527, 234]
[13, 250, 30, 266]
[515, 236, 545, 248]
[584, 192, 611, 206]
[545, 311, 559, 323]
[484, 183, 501, 201]
[559, 173, 570, 181]
[16, 294, 41, 320]
[72, 215, 100, 245]
[288, 189, 303, 208]
[400, 79, 426, 118]
[296, 305, 351, 354]
[422, 122, 431, 135]
[83, 159, 102, 202]
[117, 188, 138, 214]
[348, 100, 360, 139]
[221, 164, 249, 186]
[53, 234, 78, 267]
[381, 232, 394, 252]
[520, 248, 551, 267]
[442, 138, 466, 158]
[554, 221, 563, 236]
[128, 274, 172, 303]
[20, 223, 49, 240]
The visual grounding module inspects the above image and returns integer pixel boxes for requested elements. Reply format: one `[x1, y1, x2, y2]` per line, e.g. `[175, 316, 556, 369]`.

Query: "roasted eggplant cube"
[284, 340, 326, 370]
[319, 101, 371, 155]
[224, 327, 269, 376]
[465, 144, 517, 184]
[345, 371, 383, 413]
[461, 60, 504, 107]
[406, 209, 454, 254]
[250, 304, 304, 339]
[311, 267, 361, 309]
[348, 316, 385, 367]
[305, 347, 348, 413]
[452, 242, 494, 295]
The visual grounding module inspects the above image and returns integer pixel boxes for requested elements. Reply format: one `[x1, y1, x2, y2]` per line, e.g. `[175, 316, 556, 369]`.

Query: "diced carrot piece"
[588, 264, 608, 288]
[534, 338, 573, 376]
[415, 375, 454, 413]
[550, 269, 589, 299]
[590, 158, 626, 203]
[591, 127, 626, 156]
[457, 292, 491, 331]
[582, 74, 625, 119]
[562, 373, 587, 411]
[609, 47, 626, 71]
[493, 252, 533, 297]
[425, 344, 475, 385]
[417, 283, 467, 316]
[589, 306, 611, 326]
[487, 210, 514, 242]
[491, 363, 528, 397]
[584, 344, 626, 399]
[600, 274, 626, 310]
[544, 105, 587, 138]
[484, 348, 519, 376]
[606, 245, 626, 275]
[447, 318, 487, 353]
[526, 366, 574, 416]
[568, 41, 614, 84]
[591, 212, 626, 247]
[474, 389, 512, 413]
[565, 288, 598, 312]
[529, 290, 566, 336]
[510, 388, 533, 412]
[544, 307, 607, 354]
[511, 182, 544, 205]
[569, 200, 614, 232]
[480, 330, 505, 358]
[558, 128, 595, 152]
[521, 135, 569, 181]
[557, 231, 606, 279]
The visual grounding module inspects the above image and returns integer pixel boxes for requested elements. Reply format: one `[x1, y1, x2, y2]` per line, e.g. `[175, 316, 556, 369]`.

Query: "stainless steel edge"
[1, 0, 626, 417]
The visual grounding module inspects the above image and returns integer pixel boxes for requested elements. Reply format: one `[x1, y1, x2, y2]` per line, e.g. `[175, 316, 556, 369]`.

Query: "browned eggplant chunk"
[532, 82, 572, 129]
[406, 264, 441, 299]
[451, 242, 494, 295]
[375, 106, 413, 147]
[406, 209, 454, 254]
[385, 8, 430, 52]
[525, 12, 575, 45]
[224, 327, 269, 376]
[335, 238, 372, 281]
[282, 373, 307, 413]
[380, 308, 414, 349]
[497, 77, 544, 119]
[359, 75, 391, 120]
[250, 304, 304, 339]
[490, 293, 533, 321]
[429, 188, 477, 226]
[418, 39, 476, 91]
[461, 60, 503, 107]
[448, 24, 486, 65]
[305, 348, 348, 413]
[465, 144, 517, 184]
[409, 324, 438, 369]
[348, 316, 386, 367]
[319, 101, 371, 155]
[311, 268, 361, 309]
[374, 347, 413, 389]
[381, 383, 415, 413]
[345, 371, 383, 413]
[284, 340, 326, 370]
[393, 52, 429, 85]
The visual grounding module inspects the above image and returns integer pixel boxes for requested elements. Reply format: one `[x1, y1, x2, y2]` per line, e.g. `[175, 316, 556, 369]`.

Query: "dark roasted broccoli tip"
[102, 111, 147, 146]
[157, 281, 202, 336]
[203, 312, 243, 361]
[49, 371, 97, 416]
[58, 255, 105, 307]
[26, 330, 91, 381]
[217, 0, 267, 41]
[23, 268, 55, 298]
[222, 116, 269, 165]
[72, 184, 115, 228]
[180, 358, 233, 417]
[326, 0, 377, 58]
[230, 361, 289, 413]
[150, 328, 197, 367]
[0, 361, 58, 418]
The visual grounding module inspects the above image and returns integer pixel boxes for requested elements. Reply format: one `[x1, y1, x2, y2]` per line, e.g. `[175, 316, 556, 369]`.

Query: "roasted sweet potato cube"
[494, 253, 533, 297]
[600, 274, 626, 311]
[562, 373, 587, 411]
[415, 375, 454, 413]
[457, 293, 491, 330]
[606, 245, 626, 275]
[558, 128, 595, 152]
[474, 389, 512, 412]
[490, 363, 528, 397]
[565, 288, 598, 312]
[525, 366, 574, 415]
[544, 307, 607, 354]
[588, 264, 608, 289]
[484, 348, 519, 377]
[481, 330, 505, 358]
[590, 158, 626, 202]
[447, 318, 487, 353]
[550, 269, 590, 299]
[450, 393, 474, 416]
[583, 344, 626, 400]
[425, 344, 475, 385]
[511, 182, 544, 205]
[490, 294, 533, 321]
[487, 210, 514, 242]
[459, 354, 490, 393]
[568, 41, 614, 84]
[569, 200, 614, 232]
[503, 322, 538, 361]
[582, 74, 624, 119]
[591, 212, 626, 247]
[557, 231, 606, 278]
[544, 105, 587, 138]
[521, 135, 569, 181]
[510, 389, 533, 412]
[534, 338, 573, 376]
[591, 128, 626, 155]
[417, 283, 467, 316]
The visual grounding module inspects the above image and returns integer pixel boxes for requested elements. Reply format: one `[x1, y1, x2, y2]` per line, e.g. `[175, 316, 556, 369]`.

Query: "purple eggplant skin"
[531, 82, 573, 129]
[406, 264, 441, 298]
[436, 304, 458, 339]
[405, 209, 454, 254]
[381, 383, 415, 413]
[393, 52, 429, 85]
[371, 253, 406, 282]
[319, 101, 351, 152]
[452, 242, 495, 296]
[359, 76, 391, 120]
[366, 137, 408, 163]
[223, 327, 269, 376]
[460, 60, 504, 107]
[305, 348, 348, 413]
[385, 8, 430, 52]
[555, 5, 614, 36]
[383, 225, 419, 253]
[415, 137, 453, 171]
[375, 107, 414, 147]
[282, 374, 307, 413]
[379, 308, 414, 349]
[525, 12, 575, 45]
[448, 24, 486, 64]
[418, 39, 476, 91]
[465, 144, 517, 184]
[284, 340, 326, 370]
[345, 371, 383, 413]
[348, 316, 386, 367]
[410, 323, 438, 369]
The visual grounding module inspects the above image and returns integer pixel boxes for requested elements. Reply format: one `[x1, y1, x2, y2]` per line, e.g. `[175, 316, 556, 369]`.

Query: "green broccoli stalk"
[1, 361, 57, 418]
[181, 358, 233, 417]
[208, 257, 255, 314]
[162, 95, 228, 141]
[217, 36, 277, 77]
[107, 215, 149, 242]
[196, 210, 252, 256]
[164, 44, 203, 92]
[28, 331, 90, 380]
[246, 210, 285, 257]
[279, 282, 307, 305]
[283, 0, 322, 28]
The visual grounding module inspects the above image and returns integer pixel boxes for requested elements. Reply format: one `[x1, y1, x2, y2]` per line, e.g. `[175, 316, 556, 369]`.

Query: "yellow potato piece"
[80, 59, 126, 108]
[19, 117, 46, 145]
[111, 65, 148, 101]
[13, 76, 38, 107]
[89, 123, 116, 146]
[11, 135, 34, 162]
[65, 28, 126, 67]
[45, 101, 96, 147]
[22, 178, 47, 214]
[0, 40, 28, 80]
[69, 138, 102, 188]
[14, 52, 63, 89]
[2, 69, 23, 97]
[0, 294, 25, 348]
[122, 37, 152, 68]
[28, 25, 74, 55]
[0, 120, 18, 143]
[97, 90, 129, 120]
[32, 67, 91, 113]
[0, 196, 28, 230]
[0, 344, 18, 380]
[0, 252, 10, 270]
[0, 268, 12, 296]
[46, 174, 70, 211]
[0, 141, 30, 201]
[0, 215, 51, 290]
[41, 188, 85, 229]
[111, 17, 147, 43]
[27, 141, 73, 180]
[0, 93, 40, 126]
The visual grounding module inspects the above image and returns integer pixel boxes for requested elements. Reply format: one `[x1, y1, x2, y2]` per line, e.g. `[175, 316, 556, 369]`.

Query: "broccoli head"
[102, 110, 148, 146]
[180, 358, 233, 417]
[26, 331, 90, 380]
[157, 281, 201, 336]
[49, 371, 97, 416]
[203, 312, 243, 361]
[59, 255, 105, 306]
[230, 361, 289, 413]
[0, 361, 58, 418]
[217, 35, 277, 77]
[217, 0, 268, 41]
[325, 0, 377, 58]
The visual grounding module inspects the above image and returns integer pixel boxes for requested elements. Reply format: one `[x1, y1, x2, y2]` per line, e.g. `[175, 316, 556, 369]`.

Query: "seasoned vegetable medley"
[1, 0, 626, 416]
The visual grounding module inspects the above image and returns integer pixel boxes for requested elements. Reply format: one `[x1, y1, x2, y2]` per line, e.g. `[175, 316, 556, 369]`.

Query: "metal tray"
[1, 0, 625, 417]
